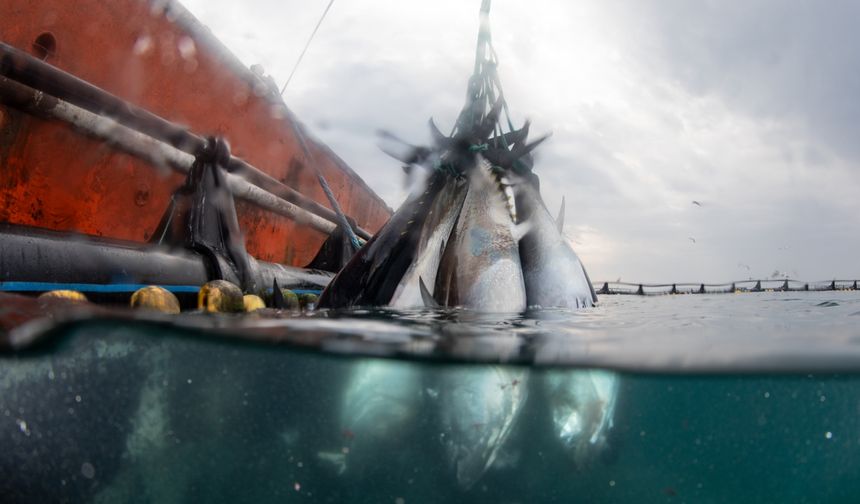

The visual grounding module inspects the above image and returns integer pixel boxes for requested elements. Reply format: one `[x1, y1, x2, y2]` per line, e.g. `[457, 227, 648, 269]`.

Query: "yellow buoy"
[298, 293, 319, 311]
[243, 294, 266, 312]
[130, 286, 181, 314]
[38, 290, 88, 302]
[198, 280, 244, 313]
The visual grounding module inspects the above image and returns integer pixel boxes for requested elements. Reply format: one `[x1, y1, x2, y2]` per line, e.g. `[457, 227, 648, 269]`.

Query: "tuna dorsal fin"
[556, 196, 566, 233]
[272, 278, 286, 309]
[419, 277, 440, 308]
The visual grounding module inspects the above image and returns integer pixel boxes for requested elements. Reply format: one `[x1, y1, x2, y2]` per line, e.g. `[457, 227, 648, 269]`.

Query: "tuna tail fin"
[556, 196, 566, 233]
[377, 130, 433, 165]
[272, 278, 286, 309]
[429, 118, 454, 150]
[512, 132, 551, 160]
[419, 277, 440, 308]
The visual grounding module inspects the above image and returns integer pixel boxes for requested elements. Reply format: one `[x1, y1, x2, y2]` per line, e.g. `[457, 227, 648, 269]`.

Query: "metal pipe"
[0, 41, 373, 239]
[0, 75, 337, 236]
[0, 223, 333, 290]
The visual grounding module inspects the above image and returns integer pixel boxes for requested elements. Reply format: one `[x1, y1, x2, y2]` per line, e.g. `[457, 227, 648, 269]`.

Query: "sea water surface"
[2, 291, 860, 503]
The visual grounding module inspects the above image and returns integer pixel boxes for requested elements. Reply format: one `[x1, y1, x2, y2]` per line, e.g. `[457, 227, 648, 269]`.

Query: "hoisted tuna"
[515, 176, 619, 465]
[438, 365, 528, 489]
[317, 359, 423, 475]
[318, 0, 617, 489]
[516, 178, 597, 310]
[543, 369, 619, 468]
[432, 155, 527, 312]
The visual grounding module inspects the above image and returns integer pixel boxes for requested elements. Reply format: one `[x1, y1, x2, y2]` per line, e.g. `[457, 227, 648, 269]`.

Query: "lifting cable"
[280, 0, 336, 95]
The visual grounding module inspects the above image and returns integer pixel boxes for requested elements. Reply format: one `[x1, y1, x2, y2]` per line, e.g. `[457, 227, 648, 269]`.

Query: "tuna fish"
[318, 359, 423, 474]
[318, 0, 614, 487]
[438, 365, 528, 489]
[543, 369, 620, 468]
[433, 155, 527, 312]
[516, 177, 597, 309]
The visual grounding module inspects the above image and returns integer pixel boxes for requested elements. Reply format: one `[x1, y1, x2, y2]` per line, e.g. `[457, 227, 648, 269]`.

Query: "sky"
[182, 0, 860, 284]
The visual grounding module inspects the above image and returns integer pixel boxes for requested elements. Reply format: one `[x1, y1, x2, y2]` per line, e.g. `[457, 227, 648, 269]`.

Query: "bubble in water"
[293, 482, 301, 492]
[81, 462, 95, 479]
[609, 480, 616, 487]
[825, 431, 833, 439]
[75, 395, 82, 403]
[16, 419, 29, 436]
[395, 498, 405, 504]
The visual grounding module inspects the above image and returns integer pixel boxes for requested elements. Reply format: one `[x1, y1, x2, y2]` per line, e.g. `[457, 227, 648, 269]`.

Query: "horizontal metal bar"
[0, 75, 338, 236]
[0, 223, 333, 290]
[0, 41, 372, 240]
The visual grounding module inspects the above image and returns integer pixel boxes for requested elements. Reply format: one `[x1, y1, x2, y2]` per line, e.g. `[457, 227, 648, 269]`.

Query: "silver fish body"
[389, 178, 468, 308]
[434, 156, 527, 312]
[517, 181, 596, 309]
[438, 365, 529, 489]
[543, 369, 619, 468]
[331, 360, 423, 473]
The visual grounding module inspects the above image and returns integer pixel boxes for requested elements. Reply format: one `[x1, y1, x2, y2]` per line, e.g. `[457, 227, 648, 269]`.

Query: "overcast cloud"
[182, 0, 860, 284]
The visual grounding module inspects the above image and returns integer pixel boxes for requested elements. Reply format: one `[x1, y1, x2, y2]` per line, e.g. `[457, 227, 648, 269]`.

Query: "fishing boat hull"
[0, 0, 390, 270]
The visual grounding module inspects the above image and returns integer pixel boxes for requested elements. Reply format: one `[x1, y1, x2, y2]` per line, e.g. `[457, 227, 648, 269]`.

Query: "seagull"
[692, 201, 703, 207]
[688, 237, 696, 243]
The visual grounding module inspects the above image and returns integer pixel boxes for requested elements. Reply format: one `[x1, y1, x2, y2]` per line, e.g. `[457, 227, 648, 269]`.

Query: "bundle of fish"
[317, 1, 619, 488]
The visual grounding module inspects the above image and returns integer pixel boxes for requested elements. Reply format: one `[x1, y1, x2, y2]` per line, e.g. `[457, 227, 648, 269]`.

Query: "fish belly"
[439, 366, 529, 489]
[436, 172, 527, 312]
[340, 360, 422, 445]
[390, 182, 467, 308]
[543, 369, 620, 466]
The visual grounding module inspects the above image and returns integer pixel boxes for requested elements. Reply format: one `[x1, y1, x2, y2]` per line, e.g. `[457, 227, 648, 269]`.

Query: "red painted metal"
[0, 0, 390, 267]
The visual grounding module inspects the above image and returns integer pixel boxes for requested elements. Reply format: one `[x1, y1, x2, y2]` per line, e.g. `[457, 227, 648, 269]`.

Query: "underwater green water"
[3, 293, 860, 503]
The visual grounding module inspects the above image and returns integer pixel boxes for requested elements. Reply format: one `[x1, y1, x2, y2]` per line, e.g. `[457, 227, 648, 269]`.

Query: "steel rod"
[0, 76, 337, 236]
[0, 41, 372, 239]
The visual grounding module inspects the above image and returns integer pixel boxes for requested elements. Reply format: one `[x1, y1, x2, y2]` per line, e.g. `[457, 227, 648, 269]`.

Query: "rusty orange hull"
[0, 0, 390, 267]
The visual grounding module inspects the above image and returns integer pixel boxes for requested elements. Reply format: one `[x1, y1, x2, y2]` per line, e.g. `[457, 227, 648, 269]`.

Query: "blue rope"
[0, 282, 201, 293]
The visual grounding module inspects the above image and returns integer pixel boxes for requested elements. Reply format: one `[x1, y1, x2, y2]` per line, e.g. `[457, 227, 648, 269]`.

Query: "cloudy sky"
[183, 0, 860, 284]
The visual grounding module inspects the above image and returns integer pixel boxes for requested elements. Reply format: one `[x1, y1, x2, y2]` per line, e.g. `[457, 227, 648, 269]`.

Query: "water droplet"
[825, 431, 833, 439]
[133, 35, 154, 56]
[16, 419, 29, 436]
[75, 395, 82, 403]
[177, 36, 196, 60]
[293, 482, 301, 492]
[187, 379, 192, 384]
[81, 462, 95, 479]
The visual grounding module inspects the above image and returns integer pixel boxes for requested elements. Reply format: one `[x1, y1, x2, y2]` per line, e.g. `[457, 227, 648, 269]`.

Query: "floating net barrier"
[595, 279, 860, 296]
